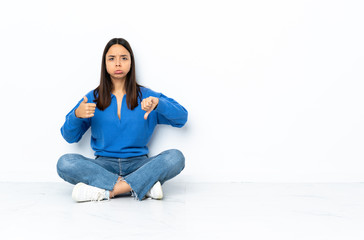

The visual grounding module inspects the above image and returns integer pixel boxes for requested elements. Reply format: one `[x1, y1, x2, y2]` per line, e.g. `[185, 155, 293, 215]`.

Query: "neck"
[111, 77, 126, 95]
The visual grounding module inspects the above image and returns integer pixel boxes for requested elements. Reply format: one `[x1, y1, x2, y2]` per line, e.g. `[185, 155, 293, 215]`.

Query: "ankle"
[110, 176, 123, 198]
[109, 190, 116, 198]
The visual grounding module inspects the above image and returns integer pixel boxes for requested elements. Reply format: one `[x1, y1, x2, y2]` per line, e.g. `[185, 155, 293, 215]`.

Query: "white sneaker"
[145, 181, 163, 200]
[72, 182, 108, 202]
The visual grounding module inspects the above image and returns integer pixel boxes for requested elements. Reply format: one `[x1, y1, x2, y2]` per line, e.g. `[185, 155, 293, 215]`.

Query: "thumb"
[83, 96, 88, 103]
[144, 111, 150, 120]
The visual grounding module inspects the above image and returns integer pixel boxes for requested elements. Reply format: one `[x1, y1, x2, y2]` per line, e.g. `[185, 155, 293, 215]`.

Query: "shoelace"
[90, 191, 105, 202]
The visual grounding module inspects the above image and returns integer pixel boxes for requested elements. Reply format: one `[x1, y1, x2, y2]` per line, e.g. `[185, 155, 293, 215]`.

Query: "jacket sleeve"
[60, 98, 91, 143]
[155, 93, 188, 128]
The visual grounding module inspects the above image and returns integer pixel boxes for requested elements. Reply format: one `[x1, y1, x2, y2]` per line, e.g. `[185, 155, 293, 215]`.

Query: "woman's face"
[105, 44, 131, 81]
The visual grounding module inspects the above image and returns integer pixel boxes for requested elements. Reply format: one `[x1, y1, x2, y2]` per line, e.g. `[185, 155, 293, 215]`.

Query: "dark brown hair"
[93, 38, 142, 110]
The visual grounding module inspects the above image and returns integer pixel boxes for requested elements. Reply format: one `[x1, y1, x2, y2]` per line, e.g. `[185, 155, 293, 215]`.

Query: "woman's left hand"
[141, 97, 159, 120]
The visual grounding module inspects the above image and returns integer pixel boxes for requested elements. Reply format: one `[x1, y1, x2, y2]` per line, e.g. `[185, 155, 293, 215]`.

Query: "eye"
[122, 57, 128, 60]
[108, 57, 114, 61]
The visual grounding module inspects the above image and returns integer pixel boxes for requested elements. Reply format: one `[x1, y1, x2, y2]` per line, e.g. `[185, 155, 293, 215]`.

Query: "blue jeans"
[57, 149, 185, 201]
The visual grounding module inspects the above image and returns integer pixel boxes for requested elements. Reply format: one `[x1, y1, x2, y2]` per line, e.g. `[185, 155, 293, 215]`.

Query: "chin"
[112, 75, 126, 80]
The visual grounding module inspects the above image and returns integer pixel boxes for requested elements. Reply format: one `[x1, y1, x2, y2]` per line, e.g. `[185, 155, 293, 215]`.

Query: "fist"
[141, 97, 159, 120]
[75, 96, 96, 118]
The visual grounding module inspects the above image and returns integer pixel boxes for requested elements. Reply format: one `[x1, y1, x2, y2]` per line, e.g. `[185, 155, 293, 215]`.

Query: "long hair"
[94, 38, 142, 110]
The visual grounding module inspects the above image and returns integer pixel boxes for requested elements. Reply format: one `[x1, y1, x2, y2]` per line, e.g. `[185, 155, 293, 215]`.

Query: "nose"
[116, 58, 121, 66]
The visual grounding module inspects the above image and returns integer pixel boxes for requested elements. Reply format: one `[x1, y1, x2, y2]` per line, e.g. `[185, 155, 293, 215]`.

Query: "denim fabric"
[57, 149, 185, 200]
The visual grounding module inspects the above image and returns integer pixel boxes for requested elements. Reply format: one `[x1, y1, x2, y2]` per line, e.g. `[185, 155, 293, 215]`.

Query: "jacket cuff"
[154, 97, 167, 114]
[68, 108, 84, 125]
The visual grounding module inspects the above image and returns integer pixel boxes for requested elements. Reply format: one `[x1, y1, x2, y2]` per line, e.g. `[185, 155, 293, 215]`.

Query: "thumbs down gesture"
[141, 97, 159, 120]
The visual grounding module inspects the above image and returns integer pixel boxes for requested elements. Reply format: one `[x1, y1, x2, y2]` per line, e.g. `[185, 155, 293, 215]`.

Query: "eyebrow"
[107, 54, 128, 57]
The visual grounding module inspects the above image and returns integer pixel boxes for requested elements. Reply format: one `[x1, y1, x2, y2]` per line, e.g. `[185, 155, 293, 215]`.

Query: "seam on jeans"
[118, 158, 122, 176]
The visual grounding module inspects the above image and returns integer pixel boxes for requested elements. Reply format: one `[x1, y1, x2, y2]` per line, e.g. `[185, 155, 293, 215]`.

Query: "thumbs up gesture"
[75, 96, 96, 118]
[141, 97, 159, 120]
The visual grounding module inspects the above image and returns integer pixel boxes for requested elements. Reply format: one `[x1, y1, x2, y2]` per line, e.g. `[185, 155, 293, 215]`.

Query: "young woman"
[57, 38, 187, 202]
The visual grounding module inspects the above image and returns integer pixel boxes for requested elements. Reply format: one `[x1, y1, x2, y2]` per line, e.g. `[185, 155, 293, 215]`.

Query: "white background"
[0, 0, 363, 182]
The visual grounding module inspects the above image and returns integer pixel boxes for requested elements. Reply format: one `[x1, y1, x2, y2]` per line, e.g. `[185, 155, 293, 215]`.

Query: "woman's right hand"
[75, 96, 96, 118]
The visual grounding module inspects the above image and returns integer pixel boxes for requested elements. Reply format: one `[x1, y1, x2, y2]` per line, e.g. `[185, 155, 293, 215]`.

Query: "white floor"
[1, 181, 364, 240]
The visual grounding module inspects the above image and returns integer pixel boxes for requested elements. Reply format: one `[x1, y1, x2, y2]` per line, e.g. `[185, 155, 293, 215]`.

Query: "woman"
[57, 38, 187, 202]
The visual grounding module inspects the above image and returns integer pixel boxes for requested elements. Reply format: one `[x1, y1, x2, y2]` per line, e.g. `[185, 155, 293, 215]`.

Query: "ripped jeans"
[56, 149, 185, 200]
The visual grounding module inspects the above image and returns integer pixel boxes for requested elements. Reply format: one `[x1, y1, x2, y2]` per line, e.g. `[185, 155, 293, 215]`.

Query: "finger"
[87, 110, 95, 116]
[149, 97, 154, 103]
[144, 111, 150, 120]
[144, 104, 152, 112]
[87, 105, 96, 110]
[87, 108, 96, 113]
[83, 96, 88, 103]
[143, 100, 148, 110]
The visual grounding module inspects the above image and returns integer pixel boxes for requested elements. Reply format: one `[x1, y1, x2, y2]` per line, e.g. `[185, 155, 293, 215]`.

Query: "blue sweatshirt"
[61, 87, 188, 158]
